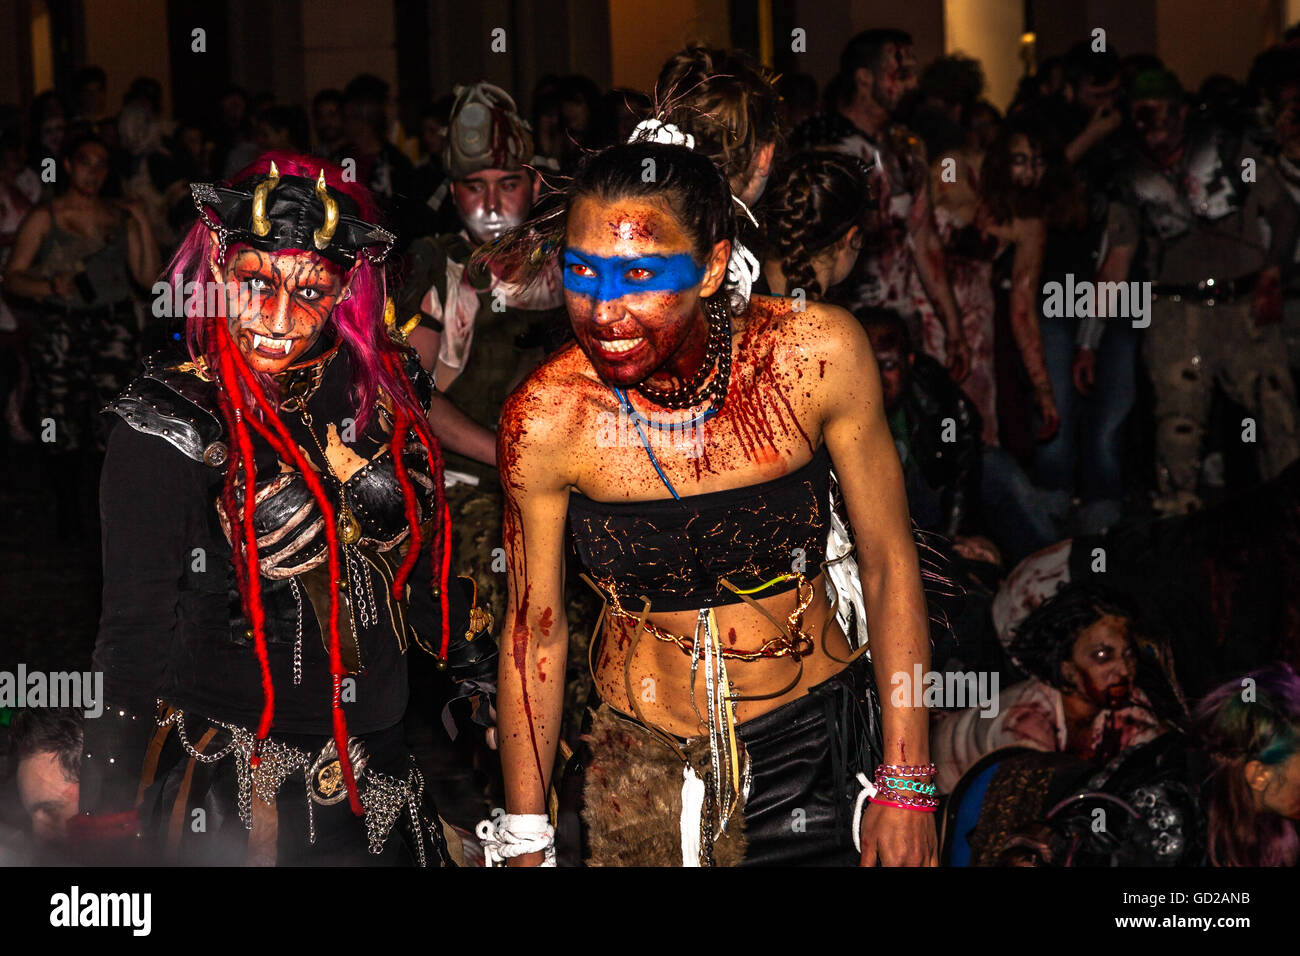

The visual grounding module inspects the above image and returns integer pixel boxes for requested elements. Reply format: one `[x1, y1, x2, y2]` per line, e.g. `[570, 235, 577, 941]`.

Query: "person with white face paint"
[403, 83, 564, 406]
[398, 82, 567, 638]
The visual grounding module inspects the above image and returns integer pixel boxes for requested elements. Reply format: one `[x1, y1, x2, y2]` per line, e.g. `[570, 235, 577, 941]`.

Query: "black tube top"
[567, 443, 831, 611]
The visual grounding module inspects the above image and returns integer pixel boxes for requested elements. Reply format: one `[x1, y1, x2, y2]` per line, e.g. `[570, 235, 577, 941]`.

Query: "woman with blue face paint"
[477, 141, 940, 867]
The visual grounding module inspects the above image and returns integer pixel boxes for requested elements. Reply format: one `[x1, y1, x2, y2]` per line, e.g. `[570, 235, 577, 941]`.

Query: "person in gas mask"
[400, 82, 566, 630]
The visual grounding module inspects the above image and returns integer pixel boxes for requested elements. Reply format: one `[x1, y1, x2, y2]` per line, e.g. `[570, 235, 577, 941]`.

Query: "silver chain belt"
[157, 703, 434, 864]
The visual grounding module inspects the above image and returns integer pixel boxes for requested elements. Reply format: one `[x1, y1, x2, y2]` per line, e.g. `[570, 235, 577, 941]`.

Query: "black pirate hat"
[190, 161, 395, 266]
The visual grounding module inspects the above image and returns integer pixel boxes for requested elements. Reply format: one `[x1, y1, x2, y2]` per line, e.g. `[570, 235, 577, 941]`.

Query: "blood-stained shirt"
[791, 111, 939, 340]
[931, 677, 1161, 793]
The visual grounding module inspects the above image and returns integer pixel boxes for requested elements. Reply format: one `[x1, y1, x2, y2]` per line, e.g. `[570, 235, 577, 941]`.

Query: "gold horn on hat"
[313, 169, 339, 250]
[251, 160, 280, 236]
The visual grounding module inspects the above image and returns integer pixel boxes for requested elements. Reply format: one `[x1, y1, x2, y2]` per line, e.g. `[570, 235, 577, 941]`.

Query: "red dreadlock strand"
[380, 349, 453, 657]
[386, 391, 424, 593]
[210, 324, 249, 601]
[439, 504, 452, 656]
[236, 407, 363, 816]
[218, 325, 363, 817]
[210, 331, 276, 753]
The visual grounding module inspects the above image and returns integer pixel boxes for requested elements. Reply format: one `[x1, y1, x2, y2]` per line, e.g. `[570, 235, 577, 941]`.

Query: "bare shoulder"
[498, 341, 593, 480]
[744, 295, 872, 366]
[19, 203, 54, 233]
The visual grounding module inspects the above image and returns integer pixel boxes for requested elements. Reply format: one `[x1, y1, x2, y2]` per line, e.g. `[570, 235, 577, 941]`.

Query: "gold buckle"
[466, 604, 493, 641]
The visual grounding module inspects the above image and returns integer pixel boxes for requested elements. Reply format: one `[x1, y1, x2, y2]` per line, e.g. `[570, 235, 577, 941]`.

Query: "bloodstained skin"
[608, 214, 658, 244]
[721, 300, 813, 464]
[539, 606, 554, 636]
[509, 581, 545, 786]
[727, 627, 738, 646]
[498, 402, 547, 793]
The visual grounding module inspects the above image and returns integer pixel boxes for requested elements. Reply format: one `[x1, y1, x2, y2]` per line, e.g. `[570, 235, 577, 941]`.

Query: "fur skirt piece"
[580, 705, 748, 866]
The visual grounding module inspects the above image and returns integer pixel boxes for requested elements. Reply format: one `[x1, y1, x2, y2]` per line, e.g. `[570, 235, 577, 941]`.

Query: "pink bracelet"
[876, 763, 937, 778]
[869, 796, 937, 814]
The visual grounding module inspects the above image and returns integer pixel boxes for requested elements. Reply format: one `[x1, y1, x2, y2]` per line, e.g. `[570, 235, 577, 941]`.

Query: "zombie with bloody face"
[792, 28, 973, 388]
[81, 152, 495, 866]
[1114, 68, 1300, 515]
[399, 82, 565, 636]
[924, 115, 1064, 451]
[477, 139, 939, 867]
[931, 582, 1163, 793]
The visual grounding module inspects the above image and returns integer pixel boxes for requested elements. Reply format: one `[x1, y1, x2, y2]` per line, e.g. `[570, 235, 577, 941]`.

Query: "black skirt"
[736, 654, 880, 866]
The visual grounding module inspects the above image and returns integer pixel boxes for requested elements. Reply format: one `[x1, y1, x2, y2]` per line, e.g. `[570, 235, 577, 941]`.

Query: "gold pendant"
[338, 507, 361, 545]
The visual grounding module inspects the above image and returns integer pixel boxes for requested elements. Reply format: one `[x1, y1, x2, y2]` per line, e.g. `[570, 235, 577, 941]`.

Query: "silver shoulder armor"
[103, 352, 228, 466]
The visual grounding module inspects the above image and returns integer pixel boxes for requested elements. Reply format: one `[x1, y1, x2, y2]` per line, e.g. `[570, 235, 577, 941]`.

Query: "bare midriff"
[589, 574, 856, 737]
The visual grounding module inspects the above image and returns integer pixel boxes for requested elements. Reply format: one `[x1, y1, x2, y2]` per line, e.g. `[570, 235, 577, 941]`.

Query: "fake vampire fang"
[252, 334, 294, 356]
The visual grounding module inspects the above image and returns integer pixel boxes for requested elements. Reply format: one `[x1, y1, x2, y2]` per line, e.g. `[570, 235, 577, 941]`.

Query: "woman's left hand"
[859, 801, 938, 866]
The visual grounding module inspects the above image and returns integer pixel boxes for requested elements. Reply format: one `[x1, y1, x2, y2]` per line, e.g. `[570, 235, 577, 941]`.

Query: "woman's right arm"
[3, 205, 61, 300]
[427, 389, 498, 466]
[495, 378, 576, 865]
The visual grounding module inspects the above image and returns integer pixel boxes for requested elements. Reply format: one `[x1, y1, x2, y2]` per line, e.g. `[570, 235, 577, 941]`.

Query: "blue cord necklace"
[611, 302, 732, 501]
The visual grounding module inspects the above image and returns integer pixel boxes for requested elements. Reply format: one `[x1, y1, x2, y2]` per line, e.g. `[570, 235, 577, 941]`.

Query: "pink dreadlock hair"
[170, 151, 452, 815]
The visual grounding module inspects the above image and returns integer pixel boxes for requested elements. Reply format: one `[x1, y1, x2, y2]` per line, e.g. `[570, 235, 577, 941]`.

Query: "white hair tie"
[626, 118, 758, 305]
[727, 239, 760, 305]
[627, 118, 696, 150]
[731, 193, 759, 228]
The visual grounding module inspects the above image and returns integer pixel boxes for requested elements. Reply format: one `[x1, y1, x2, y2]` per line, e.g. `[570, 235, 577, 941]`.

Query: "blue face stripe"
[561, 250, 704, 301]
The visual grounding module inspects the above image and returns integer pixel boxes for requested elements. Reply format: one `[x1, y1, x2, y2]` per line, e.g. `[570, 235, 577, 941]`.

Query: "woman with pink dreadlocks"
[77, 152, 496, 866]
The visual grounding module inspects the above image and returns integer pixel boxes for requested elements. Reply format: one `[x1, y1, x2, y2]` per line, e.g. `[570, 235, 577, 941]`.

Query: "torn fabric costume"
[931, 677, 1161, 794]
[791, 112, 937, 352]
[1115, 116, 1300, 511]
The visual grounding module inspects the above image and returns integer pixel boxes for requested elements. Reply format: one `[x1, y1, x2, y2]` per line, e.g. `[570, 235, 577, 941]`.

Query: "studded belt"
[1153, 272, 1258, 301]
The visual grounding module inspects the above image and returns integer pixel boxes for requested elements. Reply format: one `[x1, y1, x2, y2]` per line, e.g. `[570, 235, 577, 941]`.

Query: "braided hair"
[762, 150, 873, 300]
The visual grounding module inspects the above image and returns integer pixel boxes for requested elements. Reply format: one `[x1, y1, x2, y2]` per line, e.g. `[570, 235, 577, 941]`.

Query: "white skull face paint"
[452, 168, 535, 246]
